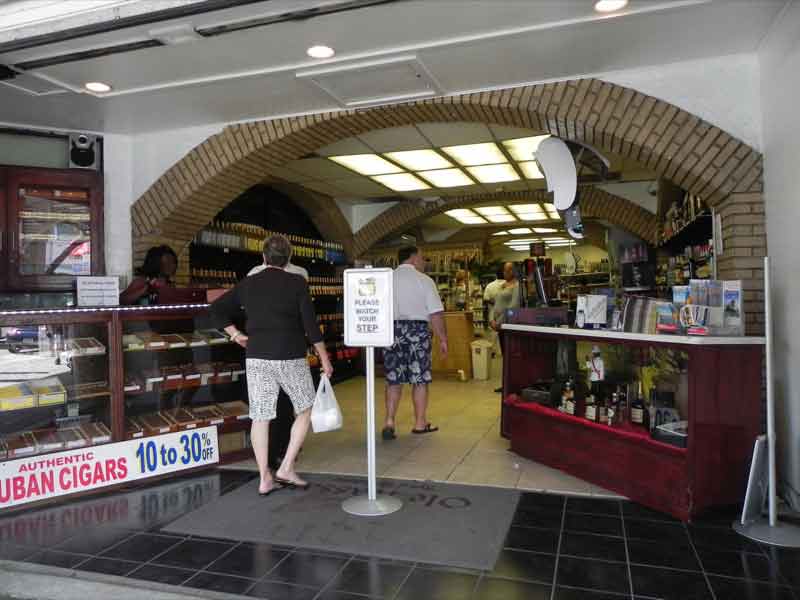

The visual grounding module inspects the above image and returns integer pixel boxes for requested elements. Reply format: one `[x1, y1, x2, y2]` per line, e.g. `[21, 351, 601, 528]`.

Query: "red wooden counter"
[501, 324, 765, 521]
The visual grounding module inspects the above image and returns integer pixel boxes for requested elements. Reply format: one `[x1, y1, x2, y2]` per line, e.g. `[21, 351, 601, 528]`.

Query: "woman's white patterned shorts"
[245, 358, 315, 421]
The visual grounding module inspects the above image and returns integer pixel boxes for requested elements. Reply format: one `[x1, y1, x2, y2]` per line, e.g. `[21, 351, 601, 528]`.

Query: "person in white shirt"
[247, 259, 309, 280]
[382, 246, 448, 440]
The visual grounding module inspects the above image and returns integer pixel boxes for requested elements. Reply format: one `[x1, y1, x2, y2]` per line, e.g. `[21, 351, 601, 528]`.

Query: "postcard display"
[0, 304, 251, 508]
[501, 324, 765, 521]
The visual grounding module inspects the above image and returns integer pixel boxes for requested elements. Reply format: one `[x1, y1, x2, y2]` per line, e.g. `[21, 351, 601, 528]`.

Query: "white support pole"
[765, 256, 778, 526]
[366, 346, 377, 501]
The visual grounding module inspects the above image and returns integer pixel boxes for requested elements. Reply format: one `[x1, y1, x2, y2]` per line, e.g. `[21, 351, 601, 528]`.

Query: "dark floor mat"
[163, 473, 519, 570]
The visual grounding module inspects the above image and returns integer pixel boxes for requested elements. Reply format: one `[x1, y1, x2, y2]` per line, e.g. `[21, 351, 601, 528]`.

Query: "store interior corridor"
[225, 355, 620, 498]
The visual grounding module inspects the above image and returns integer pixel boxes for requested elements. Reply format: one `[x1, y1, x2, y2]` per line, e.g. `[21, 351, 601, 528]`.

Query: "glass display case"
[119, 305, 250, 457]
[0, 310, 112, 461]
[2, 166, 104, 291]
[0, 304, 253, 466]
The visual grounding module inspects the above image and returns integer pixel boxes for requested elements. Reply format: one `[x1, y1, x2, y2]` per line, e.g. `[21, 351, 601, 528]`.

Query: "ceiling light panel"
[515, 213, 548, 221]
[486, 214, 516, 223]
[329, 154, 403, 176]
[502, 135, 550, 162]
[508, 228, 532, 234]
[518, 161, 545, 180]
[455, 216, 488, 225]
[509, 204, 544, 215]
[372, 173, 430, 192]
[474, 206, 509, 216]
[417, 168, 473, 188]
[440, 142, 507, 166]
[446, 209, 477, 218]
[492, 231, 509, 236]
[467, 164, 520, 183]
[533, 228, 558, 233]
[384, 150, 452, 171]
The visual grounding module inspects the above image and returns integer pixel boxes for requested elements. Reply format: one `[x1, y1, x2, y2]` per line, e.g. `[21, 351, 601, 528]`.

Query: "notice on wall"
[76, 276, 120, 306]
[0, 426, 219, 510]
[344, 268, 394, 348]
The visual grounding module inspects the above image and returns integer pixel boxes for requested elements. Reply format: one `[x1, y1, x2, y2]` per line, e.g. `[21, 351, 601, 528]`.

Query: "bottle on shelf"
[631, 381, 646, 426]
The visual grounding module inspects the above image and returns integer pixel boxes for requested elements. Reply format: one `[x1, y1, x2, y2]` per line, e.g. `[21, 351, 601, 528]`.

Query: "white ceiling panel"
[416, 122, 494, 147]
[357, 125, 432, 152]
[316, 137, 373, 157]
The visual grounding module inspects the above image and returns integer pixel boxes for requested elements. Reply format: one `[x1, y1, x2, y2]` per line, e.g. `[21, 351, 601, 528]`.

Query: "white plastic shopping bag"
[311, 374, 343, 433]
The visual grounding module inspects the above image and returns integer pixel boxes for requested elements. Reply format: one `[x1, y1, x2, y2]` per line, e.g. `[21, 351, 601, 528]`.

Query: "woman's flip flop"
[274, 477, 310, 490]
[411, 423, 439, 434]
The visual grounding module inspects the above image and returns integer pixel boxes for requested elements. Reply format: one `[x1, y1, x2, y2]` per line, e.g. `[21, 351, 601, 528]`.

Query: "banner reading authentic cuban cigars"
[0, 426, 219, 510]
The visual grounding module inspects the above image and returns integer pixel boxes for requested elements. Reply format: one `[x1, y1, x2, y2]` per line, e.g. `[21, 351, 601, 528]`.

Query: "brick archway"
[353, 187, 658, 255]
[132, 77, 766, 332]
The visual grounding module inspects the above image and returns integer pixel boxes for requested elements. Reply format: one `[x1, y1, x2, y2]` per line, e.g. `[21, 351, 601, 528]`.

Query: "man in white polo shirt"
[382, 246, 448, 440]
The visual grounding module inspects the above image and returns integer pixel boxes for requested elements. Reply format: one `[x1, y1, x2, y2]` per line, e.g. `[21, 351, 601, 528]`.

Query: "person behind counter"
[119, 245, 178, 305]
[490, 261, 521, 393]
[210, 234, 334, 496]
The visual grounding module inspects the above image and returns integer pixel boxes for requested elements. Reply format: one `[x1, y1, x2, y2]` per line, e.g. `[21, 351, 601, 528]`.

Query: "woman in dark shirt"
[211, 235, 334, 495]
[119, 245, 178, 305]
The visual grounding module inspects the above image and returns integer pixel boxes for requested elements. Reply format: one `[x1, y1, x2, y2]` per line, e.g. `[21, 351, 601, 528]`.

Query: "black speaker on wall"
[68, 133, 99, 170]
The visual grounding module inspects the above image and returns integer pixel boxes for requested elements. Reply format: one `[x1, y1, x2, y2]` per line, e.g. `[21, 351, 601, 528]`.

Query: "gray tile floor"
[225, 357, 621, 498]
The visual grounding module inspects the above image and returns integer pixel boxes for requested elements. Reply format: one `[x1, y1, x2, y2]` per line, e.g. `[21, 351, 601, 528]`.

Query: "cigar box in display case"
[217, 401, 250, 421]
[79, 422, 112, 445]
[214, 364, 233, 384]
[190, 404, 225, 426]
[6, 432, 37, 457]
[124, 375, 142, 393]
[137, 413, 173, 435]
[126, 417, 144, 439]
[179, 332, 209, 347]
[56, 428, 89, 449]
[198, 329, 229, 345]
[137, 332, 167, 349]
[194, 363, 217, 386]
[161, 366, 185, 389]
[144, 368, 165, 391]
[181, 364, 202, 387]
[163, 408, 202, 430]
[122, 334, 146, 351]
[161, 334, 188, 349]
[68, 337, 106, 356]
[32, 429, 64, 453]
[66, 380, 109, 401]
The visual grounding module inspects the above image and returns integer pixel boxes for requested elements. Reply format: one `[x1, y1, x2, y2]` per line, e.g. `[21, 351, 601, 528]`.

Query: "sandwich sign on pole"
[342, 268, 401, 516]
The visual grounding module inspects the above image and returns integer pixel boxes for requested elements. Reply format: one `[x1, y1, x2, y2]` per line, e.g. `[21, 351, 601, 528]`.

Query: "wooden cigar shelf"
[0, 304, 254, 464]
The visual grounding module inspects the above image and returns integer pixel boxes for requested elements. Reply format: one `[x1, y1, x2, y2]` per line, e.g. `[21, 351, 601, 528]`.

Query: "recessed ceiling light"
[516, 213, 549, 221]
[458, 215, 488, 224]
[330, 154, 403, 176]
[474, 206, 509, 216]
[307, 45, 335, 58]
[384, 150, 451, 171]
[518, 161, 545, 180]
[492, 231, 510, 236]
[486, 214, 516, 223]
[594, 0, 628, 13]
[533, 227, 558, 233]
[371, 173, 430, 192]
[417, 168, 473, 188]
[505, 238, 541, 243]
[502, 135, 550, 161]
[467, 164, 520, 184]
[509, 204, 544, 215]
[446, 209, 477, 218]
[508, 228, 532, 234]
[440, 142, 507, 166]
[84, 81, 111, 93]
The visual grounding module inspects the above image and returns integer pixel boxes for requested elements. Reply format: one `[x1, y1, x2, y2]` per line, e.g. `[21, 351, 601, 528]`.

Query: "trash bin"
[471, 339, 493, 380]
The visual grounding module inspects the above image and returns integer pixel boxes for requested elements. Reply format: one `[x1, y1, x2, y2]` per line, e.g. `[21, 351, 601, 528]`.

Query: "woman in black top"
[211, 235, 333, 495]
[120, 245, 178, 305]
